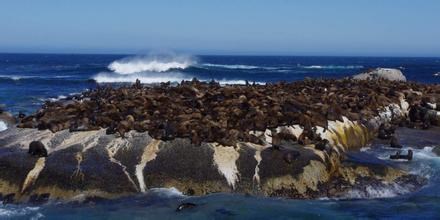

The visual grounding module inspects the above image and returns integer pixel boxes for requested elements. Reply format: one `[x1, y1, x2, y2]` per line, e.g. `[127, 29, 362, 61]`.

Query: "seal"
[176, 202, 197, 212]
[389, 136, 402, 148]
[28, 141, 48, 157]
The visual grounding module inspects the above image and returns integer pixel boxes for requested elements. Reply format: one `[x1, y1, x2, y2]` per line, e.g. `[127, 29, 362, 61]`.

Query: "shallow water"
[1, 54, 440, 219]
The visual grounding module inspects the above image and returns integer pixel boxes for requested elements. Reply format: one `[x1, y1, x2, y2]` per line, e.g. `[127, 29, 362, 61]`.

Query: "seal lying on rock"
[28, 141, 48, 157]
[17, 78, 440, 148]
[390, 150, 413, 161]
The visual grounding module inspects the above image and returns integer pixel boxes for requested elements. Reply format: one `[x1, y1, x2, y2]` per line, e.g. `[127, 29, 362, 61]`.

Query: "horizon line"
[0, 51, 439, 59]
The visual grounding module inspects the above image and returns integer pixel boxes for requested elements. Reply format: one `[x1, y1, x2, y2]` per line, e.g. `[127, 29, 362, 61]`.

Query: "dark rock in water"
[176, 202, 197, 212]
[28, 141, 48, 157]
[1, 193, 15, 204]
[390, 150, 413, 161]
[29, 193, 50, 204]
[390, 136, 403, 148]
[378, 123, 395, 140]
[433, 146, 440, 157]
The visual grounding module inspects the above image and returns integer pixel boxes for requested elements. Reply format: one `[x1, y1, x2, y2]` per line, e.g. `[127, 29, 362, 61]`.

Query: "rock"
[390, 150, 413, 161]
[352, 68, 407, 82]
[0, 78, 438, 203]
[433, 146, 440, 156]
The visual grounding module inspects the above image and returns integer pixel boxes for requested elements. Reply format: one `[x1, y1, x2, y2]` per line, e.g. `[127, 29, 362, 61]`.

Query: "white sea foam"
[93, 72, 189, 83]
[108, 54, 195, 74]
[0, 206, 41, 218]
[300, 65, 364, 69]
[39, 95, 68, 102]
[344, 183, 410, 199]
[147, 187, 185, 198]
[216, 79, 265, 85]
[93, 71, 265, 85]
[0, 120, 7, 132]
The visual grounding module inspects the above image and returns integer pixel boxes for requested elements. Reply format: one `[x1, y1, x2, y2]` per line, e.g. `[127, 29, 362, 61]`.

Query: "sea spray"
[108, 53, 196, 74]
[0, 120, 7, 132]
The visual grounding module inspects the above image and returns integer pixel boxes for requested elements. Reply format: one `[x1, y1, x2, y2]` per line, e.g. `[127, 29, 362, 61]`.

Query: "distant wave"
[0, 74, 35, 81]
[202, 63, 262, 70]
[201, 63, 283, 70]
[108, 54, 196, 74]
[300, 65, 364, 69]
[0, 74, 75, 81]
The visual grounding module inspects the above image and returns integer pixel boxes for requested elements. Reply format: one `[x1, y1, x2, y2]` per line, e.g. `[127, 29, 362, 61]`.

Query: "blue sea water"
[1, 53, 440, 219]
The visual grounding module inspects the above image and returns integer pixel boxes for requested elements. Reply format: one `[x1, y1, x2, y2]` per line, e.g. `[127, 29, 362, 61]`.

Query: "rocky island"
[0, 69, 439, 204]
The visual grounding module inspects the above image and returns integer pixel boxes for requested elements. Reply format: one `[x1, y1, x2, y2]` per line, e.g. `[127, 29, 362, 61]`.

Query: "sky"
[0, 0, 439, 56]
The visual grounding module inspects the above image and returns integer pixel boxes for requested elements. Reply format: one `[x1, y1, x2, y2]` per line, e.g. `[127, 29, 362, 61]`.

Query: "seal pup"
[28, 141, 48, 157]
[176, 202, 197, 212]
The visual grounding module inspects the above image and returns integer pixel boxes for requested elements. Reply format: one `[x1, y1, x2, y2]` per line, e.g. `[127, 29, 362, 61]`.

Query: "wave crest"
[108, 54, 195, 74]
[301, 65, 364, 69]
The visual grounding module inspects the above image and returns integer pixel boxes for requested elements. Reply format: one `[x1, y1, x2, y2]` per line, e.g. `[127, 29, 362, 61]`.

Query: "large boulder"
[352, 68, 407, 82]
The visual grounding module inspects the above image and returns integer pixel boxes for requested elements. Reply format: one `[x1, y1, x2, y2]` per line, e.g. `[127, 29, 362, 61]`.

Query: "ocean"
[0, 53, 440, 219]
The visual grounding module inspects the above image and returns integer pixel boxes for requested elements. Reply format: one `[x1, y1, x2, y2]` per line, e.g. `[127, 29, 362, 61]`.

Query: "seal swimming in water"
[176, 202, 197, 212]
[28, 141, 48, 157]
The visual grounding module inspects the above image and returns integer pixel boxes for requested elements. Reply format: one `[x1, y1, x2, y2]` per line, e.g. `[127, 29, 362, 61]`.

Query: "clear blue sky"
[1, 0, 439, 56]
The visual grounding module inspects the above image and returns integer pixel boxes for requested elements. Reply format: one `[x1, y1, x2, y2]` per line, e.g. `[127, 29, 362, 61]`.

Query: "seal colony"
[16, 78, 440, 147]
[0, 71, 439, 203]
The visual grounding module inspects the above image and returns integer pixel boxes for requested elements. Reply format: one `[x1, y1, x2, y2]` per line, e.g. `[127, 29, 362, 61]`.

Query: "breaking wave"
[0, 120, 7, 132]
[108, 54, 196, 74]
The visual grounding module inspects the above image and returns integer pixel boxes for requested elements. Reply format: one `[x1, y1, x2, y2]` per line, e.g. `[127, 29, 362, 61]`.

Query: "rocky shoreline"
[0, 69, 439, 204]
